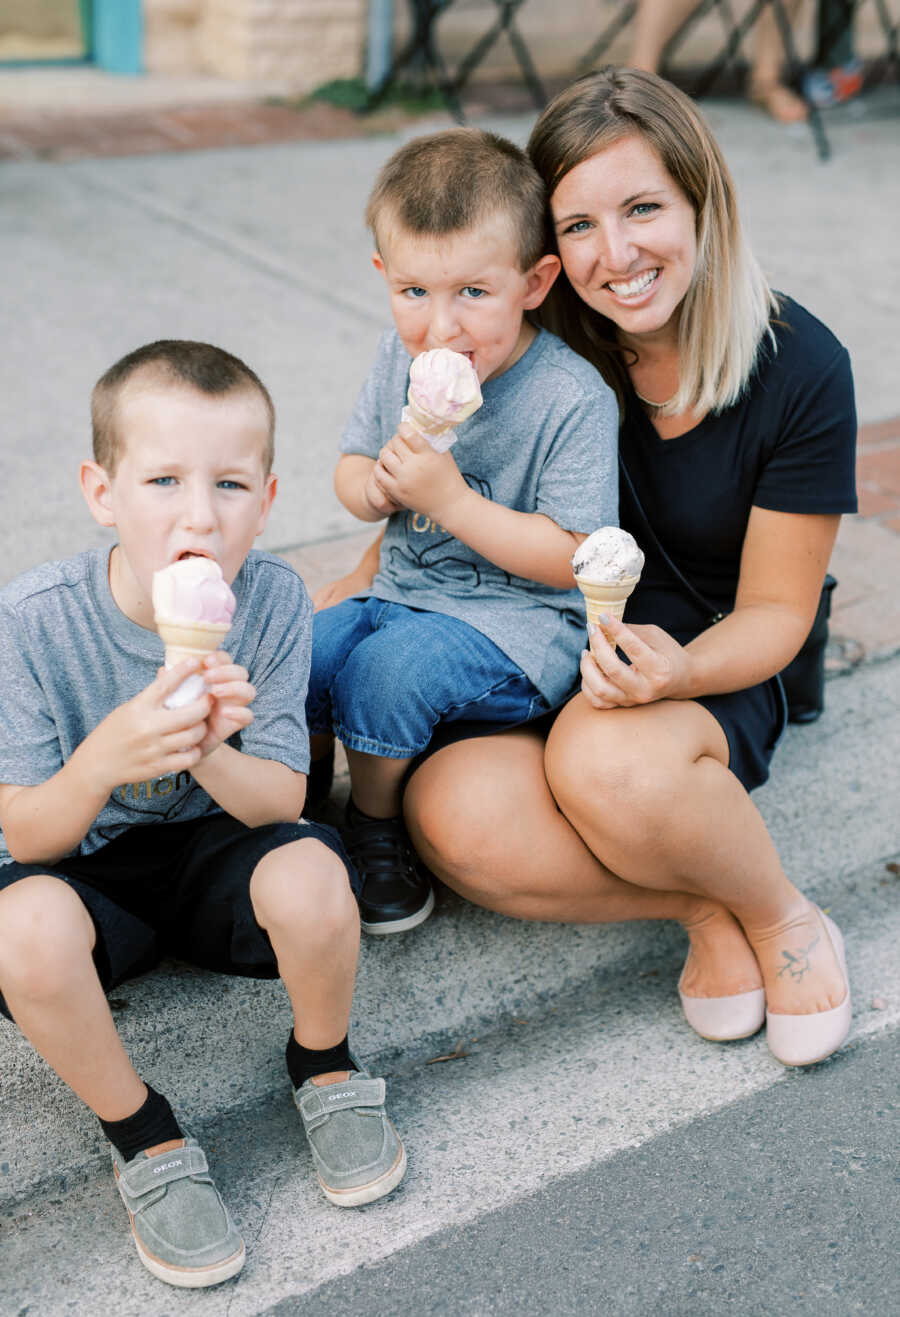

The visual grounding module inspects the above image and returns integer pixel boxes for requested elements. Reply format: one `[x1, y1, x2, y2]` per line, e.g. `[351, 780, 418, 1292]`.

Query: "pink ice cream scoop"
[152, 558, 236, 708]
[152, 556, 235, 626]
[400, 348, 483, 453]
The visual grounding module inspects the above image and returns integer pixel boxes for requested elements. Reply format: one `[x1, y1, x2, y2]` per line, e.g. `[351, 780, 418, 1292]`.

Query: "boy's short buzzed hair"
[366, 127, 547, 272]
[92, 340, 276, 476]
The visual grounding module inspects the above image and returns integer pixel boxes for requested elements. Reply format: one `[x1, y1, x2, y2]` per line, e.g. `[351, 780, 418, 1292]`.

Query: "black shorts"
[0, 813, 357, 1022]
[410, 675, 787, 795]
[696, 675, 788, 792]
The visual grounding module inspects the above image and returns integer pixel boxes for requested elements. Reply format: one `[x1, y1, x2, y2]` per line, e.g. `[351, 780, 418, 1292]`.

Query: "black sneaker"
[343, 801, 435, 935]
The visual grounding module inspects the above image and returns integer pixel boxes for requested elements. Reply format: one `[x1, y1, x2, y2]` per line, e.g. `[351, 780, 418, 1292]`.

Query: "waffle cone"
[156, 619, 231, 667]
[575, 576, 640, 629]
[401, 401, 456, 452]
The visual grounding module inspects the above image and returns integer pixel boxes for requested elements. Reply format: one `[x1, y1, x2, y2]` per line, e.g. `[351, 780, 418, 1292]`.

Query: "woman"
[324, 70, 857, 1066]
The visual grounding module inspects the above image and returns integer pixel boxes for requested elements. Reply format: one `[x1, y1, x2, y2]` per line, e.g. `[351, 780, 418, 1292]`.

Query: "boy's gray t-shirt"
[341, 328, 619, 704]
[0, 547, 311, 865]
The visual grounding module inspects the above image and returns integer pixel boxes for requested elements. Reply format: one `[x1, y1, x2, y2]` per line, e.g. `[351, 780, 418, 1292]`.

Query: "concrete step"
[2, 860, 899, 1314]
[1, 655, 898, 1215]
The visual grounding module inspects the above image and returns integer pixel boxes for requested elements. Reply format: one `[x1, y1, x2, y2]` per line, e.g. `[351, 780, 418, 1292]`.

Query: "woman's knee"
[0, 876, 95, 998]
[546, 701, 677, 835]
[250, 840, 357, 937]
[405, 733, 548, 890]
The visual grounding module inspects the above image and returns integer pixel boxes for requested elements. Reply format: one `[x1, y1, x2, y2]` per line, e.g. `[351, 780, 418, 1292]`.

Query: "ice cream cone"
[401, 348, 482, 452]
[575, 576, 641, 631]
[157, 619, 230, 708]
[156, 619, 231, 665]
[400, 400, 456, 452]
[152, 559, 236, 709]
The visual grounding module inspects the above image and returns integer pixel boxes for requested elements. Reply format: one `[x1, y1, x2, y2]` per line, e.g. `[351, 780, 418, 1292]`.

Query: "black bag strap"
[618, 454, 726, 626]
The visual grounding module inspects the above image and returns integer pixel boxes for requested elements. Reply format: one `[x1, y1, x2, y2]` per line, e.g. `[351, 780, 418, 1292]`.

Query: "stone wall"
[144, 0, 205, 74]
[143, 0, 368, 87]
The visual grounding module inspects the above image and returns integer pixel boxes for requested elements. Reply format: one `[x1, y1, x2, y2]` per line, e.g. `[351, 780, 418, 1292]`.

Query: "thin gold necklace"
[633, 386, 676, 409]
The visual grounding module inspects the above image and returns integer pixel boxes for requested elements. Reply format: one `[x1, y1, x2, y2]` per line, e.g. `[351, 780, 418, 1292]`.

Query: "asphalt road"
[265, 1028, 900, 1317]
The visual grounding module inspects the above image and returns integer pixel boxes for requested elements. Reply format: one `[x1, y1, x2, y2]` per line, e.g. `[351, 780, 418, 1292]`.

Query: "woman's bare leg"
[404, 728, 761, 998]
[545, 696, 846, 1016]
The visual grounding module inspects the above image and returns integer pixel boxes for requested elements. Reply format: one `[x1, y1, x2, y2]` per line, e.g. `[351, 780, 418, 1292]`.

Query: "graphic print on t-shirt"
[385, 472, 512, 588]
[95, 772, 204, 842]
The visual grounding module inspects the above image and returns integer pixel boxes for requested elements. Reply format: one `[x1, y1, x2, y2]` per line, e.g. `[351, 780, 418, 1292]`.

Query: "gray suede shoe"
[294, 1071, 406, 1207]
[112, 1137, 245, 1288]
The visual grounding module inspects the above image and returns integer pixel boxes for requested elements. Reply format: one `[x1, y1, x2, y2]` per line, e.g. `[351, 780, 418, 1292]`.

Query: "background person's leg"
[804, 0, 862, 104]
[629, 0, 699, 72]
[749, 0, 808, 121]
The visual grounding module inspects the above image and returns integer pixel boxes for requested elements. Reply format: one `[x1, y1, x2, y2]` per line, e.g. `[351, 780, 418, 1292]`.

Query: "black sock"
[286, 1033, 353, 1090]
[100, 1084, 183, 1163]
[305, 747, 335, 809]
[346, 797, 400, 826]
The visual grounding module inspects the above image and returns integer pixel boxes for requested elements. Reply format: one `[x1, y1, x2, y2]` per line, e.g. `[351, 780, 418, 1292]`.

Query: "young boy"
[0, 341, 405, 1290]
[307, 128, 619, 935]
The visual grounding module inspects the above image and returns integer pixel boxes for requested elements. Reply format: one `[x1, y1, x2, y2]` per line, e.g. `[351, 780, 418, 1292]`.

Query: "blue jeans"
[307, 596, 547, 758]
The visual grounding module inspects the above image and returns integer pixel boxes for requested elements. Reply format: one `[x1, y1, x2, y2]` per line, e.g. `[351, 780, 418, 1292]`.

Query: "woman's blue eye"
[462, 287, 486, 299]
[629, 203, 658, 217]
[564, 220, 592, 235]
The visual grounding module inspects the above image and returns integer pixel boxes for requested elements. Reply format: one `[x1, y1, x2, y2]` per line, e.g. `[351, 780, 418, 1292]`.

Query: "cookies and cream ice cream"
[572, 527, 644, 629]
[152, 557, 235, 708]
[401, 348, 483, 452]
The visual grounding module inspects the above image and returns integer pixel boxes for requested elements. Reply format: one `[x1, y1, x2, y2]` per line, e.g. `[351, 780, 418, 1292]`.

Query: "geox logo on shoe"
[152, 1159, 184, 1174]
[328, 1091, 356, 1101]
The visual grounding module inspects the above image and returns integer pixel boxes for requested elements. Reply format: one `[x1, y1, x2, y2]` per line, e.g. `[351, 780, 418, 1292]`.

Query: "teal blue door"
[92, 0, 143, 73]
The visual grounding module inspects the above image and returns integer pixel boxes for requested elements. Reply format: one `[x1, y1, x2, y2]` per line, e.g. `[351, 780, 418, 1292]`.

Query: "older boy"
[307, 128, 619, 935]
[0, 341, 405, 1290]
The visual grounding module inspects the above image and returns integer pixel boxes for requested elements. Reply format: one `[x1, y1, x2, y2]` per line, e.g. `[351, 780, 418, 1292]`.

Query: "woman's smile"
[605, 267, 660, 299]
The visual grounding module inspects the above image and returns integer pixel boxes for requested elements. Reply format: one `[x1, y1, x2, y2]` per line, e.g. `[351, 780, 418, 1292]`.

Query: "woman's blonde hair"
[527, 68, 778, 417]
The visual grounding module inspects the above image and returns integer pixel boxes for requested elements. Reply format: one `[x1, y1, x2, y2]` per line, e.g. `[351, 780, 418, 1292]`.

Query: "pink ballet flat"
[765, 909, 851, 1067]
[678, 960, 766, 1042]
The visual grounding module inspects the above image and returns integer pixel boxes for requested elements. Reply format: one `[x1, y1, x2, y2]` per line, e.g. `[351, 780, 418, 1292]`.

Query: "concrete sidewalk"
[1, 65, 899, 1313]
[1, 69, 898, 657]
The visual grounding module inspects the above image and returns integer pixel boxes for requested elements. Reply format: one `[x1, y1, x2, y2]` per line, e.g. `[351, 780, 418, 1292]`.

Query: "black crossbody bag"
[619, 457, 836, 724]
